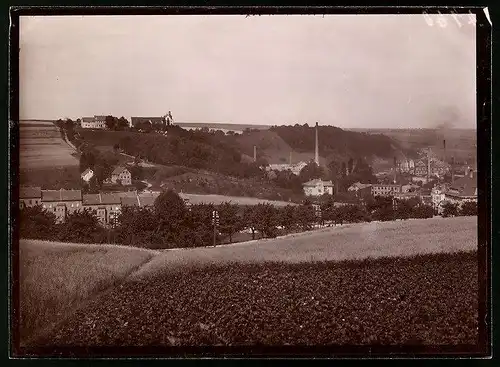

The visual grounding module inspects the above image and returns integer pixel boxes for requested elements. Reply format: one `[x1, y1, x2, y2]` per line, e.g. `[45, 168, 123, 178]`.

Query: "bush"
[442, 202, 459, 218]
[460, 201, 477, 216]
[20, 205, 57, 240]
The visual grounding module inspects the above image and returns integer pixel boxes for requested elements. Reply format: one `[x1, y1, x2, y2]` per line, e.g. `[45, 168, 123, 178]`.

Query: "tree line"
[269, 124, 400, 160]
[19, 190, 477, 249]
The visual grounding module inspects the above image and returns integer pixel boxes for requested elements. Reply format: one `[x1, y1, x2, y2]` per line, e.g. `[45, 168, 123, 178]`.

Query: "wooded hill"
[269, 124, 405, 164]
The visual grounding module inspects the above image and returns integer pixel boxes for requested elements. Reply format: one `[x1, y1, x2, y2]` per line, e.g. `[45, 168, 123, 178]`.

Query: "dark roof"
[82, 117, 94, 122]
[121, 196, 140, 207]
[42, 189, 82, 202]
[20, 186, 41, 199]
[81, 168, 93, 176]
[94, 115, 106, 120]
[138, 193, 159, 207]
[83, 193, 121, 206]
[112, 166, 129, 175]
[83, 194, 100, 205]
[447, 174, 477, 197]
[302, 179, 334, 187]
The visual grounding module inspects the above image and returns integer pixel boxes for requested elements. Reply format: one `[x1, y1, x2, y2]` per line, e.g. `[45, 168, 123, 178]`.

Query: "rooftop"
[42, 189, 82, 202]
[302, 179, 334, 187]
[83, 193, 121, 206]
[112, 166, 128, 175]
[20, 186, 42, 199]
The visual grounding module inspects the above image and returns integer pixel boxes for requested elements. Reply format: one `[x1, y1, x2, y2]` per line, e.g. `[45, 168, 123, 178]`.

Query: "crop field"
[18, 239, 158, 345]
[17, 217, 479, 352]
[29, 251, 478, 348]
[19, 121, 78, 169]
[132, 216, 477, 280]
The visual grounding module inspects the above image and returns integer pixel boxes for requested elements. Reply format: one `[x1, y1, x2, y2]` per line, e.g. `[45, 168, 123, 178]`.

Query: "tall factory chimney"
[315, 122, 319, 166]
[289, 151, 292, 165]
[253, 145, 257, 162]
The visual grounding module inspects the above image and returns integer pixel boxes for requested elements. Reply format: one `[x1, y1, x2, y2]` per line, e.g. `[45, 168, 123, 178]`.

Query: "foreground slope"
[30, 251, 478, 348]
[19, 240, 159, 344]
[132, 216, 477, 280]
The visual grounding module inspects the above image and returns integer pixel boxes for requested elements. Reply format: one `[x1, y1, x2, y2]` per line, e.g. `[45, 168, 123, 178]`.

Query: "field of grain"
[18, 239, 159, 345]
[19, 121, 78, 169]
[131, 216, 477, 280]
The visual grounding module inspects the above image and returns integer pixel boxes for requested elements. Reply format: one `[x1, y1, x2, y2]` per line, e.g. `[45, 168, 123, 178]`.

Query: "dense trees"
[19, 205, 56, 240]
[460, 201, 477, 216]
[442, 202, 459, 218]
[270, 125, 399, 159]
[118, 131, 265, 180]
[20, 189, 472, 249]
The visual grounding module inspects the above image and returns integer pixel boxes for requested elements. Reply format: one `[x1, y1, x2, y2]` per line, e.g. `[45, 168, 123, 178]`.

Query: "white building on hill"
[302, 179, 334, 197]
[81, 115, 107, 129]
[81, 168, 94, 183]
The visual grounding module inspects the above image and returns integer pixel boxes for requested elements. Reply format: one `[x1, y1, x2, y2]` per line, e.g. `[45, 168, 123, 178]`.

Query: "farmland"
[28, 251, 478, 349]
[132, 216, 477, 280]
[17, 216, 479, 352]
[18, 239, 158, 345]
[19, 120, 78, 170]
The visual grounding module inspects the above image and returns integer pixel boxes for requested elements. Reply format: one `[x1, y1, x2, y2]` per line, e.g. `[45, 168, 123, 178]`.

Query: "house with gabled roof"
[83, 193, 122, 226]
[81, 168, 94, 183]
[41, 189, 83, 222]
[444, 171, 477, 205]
[19, 186, 42, 209]
[302, 179, 334, 197]
[111, 166, 132, 186]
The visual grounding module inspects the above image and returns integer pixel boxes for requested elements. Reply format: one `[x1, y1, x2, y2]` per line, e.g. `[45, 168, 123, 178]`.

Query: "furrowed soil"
[18, 217, 479, 352]
[30, 251, 478, 348]
[19, 122, 78, 169]
[18, 240, 159, 345]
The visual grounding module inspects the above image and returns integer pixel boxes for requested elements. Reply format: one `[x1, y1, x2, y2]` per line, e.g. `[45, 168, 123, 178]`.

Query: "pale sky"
[19, 14, 476, 128]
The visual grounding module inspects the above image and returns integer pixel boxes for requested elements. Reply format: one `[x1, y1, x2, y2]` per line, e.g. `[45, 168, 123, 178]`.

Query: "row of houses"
[20, 188, 164, 226]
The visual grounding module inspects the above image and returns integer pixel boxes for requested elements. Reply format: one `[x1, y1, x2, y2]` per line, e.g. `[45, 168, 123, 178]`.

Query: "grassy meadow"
[18, 239, 159, 345]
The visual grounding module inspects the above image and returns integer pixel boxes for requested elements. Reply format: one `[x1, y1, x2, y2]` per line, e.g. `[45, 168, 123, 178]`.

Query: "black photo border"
[7, 5, 493, 360]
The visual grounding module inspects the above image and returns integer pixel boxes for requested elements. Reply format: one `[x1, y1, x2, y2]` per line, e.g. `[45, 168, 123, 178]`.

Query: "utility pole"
[212, 210, 219, 247]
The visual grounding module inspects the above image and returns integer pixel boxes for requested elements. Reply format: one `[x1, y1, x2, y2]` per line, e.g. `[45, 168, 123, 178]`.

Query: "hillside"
[347, 128, 476, 162]
[230, 129, 327, 165]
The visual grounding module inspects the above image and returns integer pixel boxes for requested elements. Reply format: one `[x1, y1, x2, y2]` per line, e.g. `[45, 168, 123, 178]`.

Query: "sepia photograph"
[11, 8, 490, 358]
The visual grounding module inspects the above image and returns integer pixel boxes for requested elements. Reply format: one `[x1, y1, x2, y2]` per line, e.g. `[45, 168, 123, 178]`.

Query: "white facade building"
[81, 168, 94, 183]
[302, 179, 334, 197]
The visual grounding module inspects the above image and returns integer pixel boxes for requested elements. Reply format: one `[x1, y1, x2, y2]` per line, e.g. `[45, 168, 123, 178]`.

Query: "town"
[20, 116, 477, 231]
